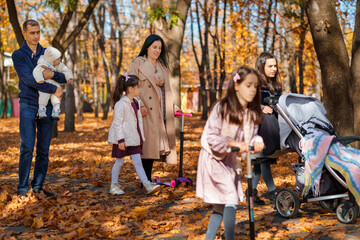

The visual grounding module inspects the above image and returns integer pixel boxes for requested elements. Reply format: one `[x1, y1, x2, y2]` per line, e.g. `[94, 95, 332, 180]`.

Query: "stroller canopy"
[278, 93, 334, 150]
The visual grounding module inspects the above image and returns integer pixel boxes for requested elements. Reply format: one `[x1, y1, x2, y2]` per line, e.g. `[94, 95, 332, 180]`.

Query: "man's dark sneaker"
[253, 195, 265, 205]
[32, 188, 55, 197]
[17, 190, 28, 197]
[245, 188, 265, 205]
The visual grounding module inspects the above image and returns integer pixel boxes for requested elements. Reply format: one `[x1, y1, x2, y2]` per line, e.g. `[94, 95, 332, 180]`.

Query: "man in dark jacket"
[12, 19, 66, 197]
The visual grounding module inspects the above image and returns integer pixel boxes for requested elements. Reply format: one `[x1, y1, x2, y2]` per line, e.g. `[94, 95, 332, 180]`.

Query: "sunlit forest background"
[1, 1, 360, 239]
[1, 1, 358, 129]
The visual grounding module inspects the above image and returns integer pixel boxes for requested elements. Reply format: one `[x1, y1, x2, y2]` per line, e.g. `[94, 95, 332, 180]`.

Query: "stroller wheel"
[275, 189, 300, 218]
[336, 203, 358, 224]
[319, 199, 341, 211]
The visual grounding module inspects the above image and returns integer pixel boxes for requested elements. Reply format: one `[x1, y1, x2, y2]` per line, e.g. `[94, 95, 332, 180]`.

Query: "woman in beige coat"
[129, 34, 180, 182]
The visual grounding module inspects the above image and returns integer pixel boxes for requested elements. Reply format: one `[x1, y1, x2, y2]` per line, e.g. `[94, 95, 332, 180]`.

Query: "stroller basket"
[292, 163, 347, 196]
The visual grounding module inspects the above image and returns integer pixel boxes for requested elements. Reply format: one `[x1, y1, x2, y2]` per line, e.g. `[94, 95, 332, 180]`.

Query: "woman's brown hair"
[219, 66, 263, 126]
[255, 52, 282, 94]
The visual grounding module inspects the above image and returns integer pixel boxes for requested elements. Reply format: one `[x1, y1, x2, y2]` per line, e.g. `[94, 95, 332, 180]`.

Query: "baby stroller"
[265, 93, 360, 224]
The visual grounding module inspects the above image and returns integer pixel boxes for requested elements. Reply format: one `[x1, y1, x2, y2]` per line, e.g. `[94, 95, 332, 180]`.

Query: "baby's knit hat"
[44, 46, 61, 64]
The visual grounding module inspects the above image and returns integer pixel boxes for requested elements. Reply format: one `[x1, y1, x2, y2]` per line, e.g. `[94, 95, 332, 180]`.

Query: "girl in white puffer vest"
[32, 46, 73, 120]
[108, 73, 161, 195]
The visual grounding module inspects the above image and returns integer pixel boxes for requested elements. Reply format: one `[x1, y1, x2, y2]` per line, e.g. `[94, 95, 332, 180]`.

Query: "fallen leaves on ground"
[0, 113, 359, 239]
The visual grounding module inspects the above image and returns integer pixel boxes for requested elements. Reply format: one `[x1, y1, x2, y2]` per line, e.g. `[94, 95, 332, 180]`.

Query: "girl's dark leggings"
[141, 158, 155, 181]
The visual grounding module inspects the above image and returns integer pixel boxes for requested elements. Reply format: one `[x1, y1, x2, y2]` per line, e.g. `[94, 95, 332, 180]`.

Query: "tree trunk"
[64, 15, 77, 132]
[297, 37, 305, 94]
[110, 0, 127, 78]
[149, 0, 191, 109]
[64, 81, 76, 132]
[218, 0, 227, 98]
[203, 2, 216, 108]
[0, 38, 5, 118]
[305, 0, 353, 136]
[73, 77, 83, 121]
[93, 81, 99, 118]
[64, 41, 77, 132]
[270, 0, 278, 53]
[101, 76, 111, 120]
[0, 49, 9, 118]
[91, 33, 99, 118]
[315, 55, 322, 99]
[351, 0, 360, 139]
[109, 0, 121, 87]
[78, 26, 92, 120]
[212, 45, 218, 102]
[191, 1, 208, 120]
[73, 15, 84, 122]
[212, 0, 220, 97]
[263, 0, 273, 52]
[298, 2, 306, 94]
[92, 4, 111, 120]
[281, 1, 297, 93]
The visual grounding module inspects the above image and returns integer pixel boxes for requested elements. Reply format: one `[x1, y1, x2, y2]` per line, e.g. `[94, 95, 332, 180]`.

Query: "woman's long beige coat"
[129, 56, 177, 164]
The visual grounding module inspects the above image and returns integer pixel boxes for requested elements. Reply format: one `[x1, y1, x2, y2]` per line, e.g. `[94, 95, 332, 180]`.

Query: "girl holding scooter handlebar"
[196, 66, 264, 240]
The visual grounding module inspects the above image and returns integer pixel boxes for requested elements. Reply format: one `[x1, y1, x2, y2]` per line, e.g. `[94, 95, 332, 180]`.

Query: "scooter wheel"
[153, 176, 160, 183]
[170, 179, 179, 188]
[185, 178, 193, 187]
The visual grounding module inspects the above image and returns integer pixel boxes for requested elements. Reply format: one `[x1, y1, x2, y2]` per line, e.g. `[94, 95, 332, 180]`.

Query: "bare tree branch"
[52, 0, 79, 51]
[57, 0, 100, 53]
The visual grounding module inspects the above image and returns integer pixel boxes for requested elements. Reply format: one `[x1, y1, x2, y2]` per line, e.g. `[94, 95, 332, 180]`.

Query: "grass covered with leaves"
[0, 113, 359, 239]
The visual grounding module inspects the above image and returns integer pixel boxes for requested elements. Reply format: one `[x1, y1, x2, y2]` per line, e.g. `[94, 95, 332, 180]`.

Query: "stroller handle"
[174, 111, 192, 117]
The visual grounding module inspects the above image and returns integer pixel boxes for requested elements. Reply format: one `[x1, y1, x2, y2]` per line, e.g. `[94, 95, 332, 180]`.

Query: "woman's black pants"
[141, 158, 155, 181]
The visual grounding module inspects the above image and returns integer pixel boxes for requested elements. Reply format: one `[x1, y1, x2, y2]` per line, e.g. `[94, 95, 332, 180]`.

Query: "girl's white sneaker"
[110, 183, 125, 195]
[143, 182, 161, 195]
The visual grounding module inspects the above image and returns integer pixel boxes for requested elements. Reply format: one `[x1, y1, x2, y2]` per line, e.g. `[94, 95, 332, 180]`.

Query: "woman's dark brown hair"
[255, 52, 282, 94]
[138, 34, 169, 69]
[220, 66, 263, 126]
[112, 74, 140, 108]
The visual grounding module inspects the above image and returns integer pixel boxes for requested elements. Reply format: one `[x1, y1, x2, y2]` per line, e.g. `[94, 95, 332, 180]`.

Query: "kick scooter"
[153, 111, 193, 188]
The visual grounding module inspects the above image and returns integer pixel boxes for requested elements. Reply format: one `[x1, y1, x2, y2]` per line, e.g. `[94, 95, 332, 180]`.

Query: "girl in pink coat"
[196, 66, 264, 240]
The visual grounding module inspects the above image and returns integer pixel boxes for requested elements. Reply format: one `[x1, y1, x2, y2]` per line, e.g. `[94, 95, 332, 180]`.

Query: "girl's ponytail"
[112, 76, 126, 108]
[111, 74, 140, 107]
